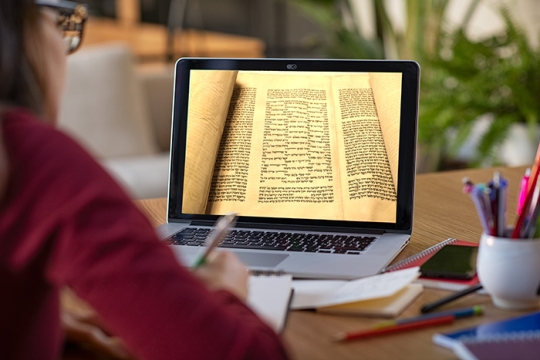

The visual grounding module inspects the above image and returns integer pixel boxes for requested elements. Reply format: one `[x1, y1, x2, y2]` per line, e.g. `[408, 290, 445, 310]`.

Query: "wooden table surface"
[135, 165, 535, 360]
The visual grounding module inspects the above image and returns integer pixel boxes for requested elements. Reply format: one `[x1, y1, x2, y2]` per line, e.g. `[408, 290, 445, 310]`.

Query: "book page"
[330, 73, 398, 222]
[290, 280, 348, 310]
[317, 283, 423, 318]
[291, 267, 419, 308]
[205, 72, 345, 219]
[369, 72, 402, 191]
[182, 70, 238, 214]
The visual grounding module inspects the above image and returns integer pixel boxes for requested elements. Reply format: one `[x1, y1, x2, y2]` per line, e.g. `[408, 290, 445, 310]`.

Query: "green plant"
[291, 0, 460, 61]
[291, 0, 383, 59]
[420, 8, 540, 166]
[291, 0, 540, 169]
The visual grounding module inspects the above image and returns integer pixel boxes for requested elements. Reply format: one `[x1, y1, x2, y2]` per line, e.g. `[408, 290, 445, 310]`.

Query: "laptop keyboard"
[169, 228, 376, 254]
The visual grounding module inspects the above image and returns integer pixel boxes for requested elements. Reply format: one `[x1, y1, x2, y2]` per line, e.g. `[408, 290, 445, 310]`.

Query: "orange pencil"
[334, 315, 454, 342]
[334, 306, 483, 342]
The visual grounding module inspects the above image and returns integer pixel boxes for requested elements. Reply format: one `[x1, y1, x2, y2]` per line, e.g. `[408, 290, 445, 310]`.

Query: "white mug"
[477, 232, 540, 310]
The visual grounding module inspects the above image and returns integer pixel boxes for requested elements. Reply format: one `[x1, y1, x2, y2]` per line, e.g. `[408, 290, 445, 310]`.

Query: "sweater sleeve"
[6, 113, 288, 360]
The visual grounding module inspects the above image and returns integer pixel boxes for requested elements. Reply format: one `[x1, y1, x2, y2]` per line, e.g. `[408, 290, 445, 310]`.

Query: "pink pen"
[517, 168, 531, 215]
[462, 177, 474, 194]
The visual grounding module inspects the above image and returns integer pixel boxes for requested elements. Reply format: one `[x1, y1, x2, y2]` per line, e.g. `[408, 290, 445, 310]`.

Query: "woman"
[0, 1, 288, 359]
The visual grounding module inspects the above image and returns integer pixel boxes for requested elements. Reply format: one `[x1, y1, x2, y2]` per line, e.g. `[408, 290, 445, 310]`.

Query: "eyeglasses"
[35, 1, 89, 54]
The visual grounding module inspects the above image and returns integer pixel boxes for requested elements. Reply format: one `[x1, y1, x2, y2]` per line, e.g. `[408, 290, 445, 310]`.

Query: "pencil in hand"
[192, 212, 237, 268]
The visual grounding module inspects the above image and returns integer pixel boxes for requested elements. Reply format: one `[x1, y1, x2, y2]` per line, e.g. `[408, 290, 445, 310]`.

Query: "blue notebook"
[452, 332, 540, 360]
[433, 311, 540, 349]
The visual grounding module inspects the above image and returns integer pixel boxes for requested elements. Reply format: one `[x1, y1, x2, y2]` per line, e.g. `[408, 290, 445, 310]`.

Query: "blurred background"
[62, 0, 540, 198]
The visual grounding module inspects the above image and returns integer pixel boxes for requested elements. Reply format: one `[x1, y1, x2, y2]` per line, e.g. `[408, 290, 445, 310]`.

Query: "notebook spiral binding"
[381, 237, 457, 273]
[460, 330, 540, 343]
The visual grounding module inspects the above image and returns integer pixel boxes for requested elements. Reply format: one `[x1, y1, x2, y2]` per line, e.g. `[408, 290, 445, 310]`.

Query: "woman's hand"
[61, 288, 133, 359]
[192, 251, 249, 301]
[60, 251, 250, 359]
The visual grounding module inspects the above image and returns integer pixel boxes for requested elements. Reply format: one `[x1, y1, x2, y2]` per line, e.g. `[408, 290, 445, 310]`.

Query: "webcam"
[286, 64, 297, 70]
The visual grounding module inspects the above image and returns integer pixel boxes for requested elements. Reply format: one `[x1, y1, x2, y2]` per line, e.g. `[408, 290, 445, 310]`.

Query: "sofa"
[58, 43, 175, 199]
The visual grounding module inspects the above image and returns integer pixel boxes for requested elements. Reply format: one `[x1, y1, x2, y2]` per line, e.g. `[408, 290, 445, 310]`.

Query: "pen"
[521, 180, 540, 238]
[497, 176, 508, 237]
[462, 177, 474, 194]
[192, 212, 237, 268]
[513, 143, 540, 238]
[482, 186, 495, 235]
[489, 172, 508, 237]
[468, 185, 491, 234]
[334, 306, 483, 342]
[420, 284, 483, 313]
[517, 168, 530, 216]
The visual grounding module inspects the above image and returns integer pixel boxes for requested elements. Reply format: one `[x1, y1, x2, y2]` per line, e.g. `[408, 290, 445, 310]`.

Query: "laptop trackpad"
[234, 252, 289, 267]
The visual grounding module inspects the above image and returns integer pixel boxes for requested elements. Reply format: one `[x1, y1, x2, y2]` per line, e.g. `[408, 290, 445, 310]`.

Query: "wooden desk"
[135, 165, 534, 360]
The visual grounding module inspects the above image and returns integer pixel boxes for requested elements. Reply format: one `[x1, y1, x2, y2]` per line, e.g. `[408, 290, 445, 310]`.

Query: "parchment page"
[369, 72, 402, 191]
[182, 70, 238, 214]
[206, 71, 344, 220]
[330, 73, 396, 222]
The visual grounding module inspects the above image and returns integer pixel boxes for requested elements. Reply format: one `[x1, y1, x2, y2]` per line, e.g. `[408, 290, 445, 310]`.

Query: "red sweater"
[0, 109, 288, 360]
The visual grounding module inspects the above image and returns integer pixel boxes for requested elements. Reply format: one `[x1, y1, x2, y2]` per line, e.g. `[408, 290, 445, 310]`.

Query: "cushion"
[58, 43, 158, 158]
[101, 153, 170, 199]
[137, 65, 175, 152]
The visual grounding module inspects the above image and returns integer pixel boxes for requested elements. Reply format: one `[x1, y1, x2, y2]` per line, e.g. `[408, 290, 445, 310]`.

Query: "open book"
[183, 70, 402, 222]
[291, 267, 421, 318]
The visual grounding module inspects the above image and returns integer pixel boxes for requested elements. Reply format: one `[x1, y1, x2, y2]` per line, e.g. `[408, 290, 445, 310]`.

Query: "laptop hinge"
[188, 220, 384, 235]
[189, 220, 217, 226]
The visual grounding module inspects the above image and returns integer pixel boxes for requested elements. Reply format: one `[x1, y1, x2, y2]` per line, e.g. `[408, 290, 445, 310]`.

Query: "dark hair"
[0, 0, 45, 116]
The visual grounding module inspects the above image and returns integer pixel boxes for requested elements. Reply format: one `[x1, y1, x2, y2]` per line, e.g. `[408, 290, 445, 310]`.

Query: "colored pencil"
[192, 212, 237, 268]
[334, 306, 483, 342]
[512, 142, 540, 238]
[334, 316, 454, 341]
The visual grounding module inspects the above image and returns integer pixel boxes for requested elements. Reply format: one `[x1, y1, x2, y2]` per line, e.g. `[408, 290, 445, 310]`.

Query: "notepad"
[453, 332, 540, 360]
[433, 310, 540, 350]
[291, 267, 421, 317]
[247, 273, 293, 333]
[383, 237, 480, 291]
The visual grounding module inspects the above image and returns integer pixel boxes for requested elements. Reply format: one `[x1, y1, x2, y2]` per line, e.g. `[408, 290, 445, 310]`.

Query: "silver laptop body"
[158, 58, 420, 280]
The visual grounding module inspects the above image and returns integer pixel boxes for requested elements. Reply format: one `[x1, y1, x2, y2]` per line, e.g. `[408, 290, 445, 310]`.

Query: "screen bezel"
[168, 58, 419, 234]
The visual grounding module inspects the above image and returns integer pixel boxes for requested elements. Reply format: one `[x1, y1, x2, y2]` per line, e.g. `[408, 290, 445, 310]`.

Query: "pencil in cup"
[512, 142, 540, 238]
[517, 168, 530, 216]
[462, 179, 491, 234]
[463, 174, 509, 237]
[490, 172, 507, 237]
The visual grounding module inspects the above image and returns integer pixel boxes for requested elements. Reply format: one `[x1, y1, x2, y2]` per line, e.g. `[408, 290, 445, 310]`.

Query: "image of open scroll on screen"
[183, 70, 402, 223]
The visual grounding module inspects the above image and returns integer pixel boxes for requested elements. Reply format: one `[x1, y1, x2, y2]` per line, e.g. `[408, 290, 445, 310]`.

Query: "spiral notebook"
[453, 332, 540, 360]
[433, 310, 540, 351]
[382, 237, 479, 291]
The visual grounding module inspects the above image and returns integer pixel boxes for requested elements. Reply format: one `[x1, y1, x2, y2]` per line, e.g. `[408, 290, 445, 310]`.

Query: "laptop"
[158, 58, 420, 279]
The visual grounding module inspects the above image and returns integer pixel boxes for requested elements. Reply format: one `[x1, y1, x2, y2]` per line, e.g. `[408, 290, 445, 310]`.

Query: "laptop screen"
[169, 59, 419, 233]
